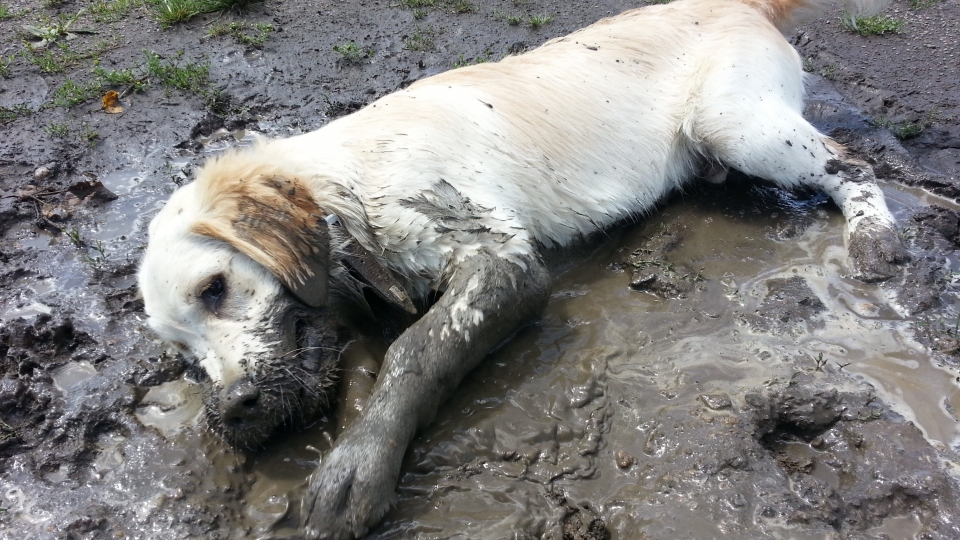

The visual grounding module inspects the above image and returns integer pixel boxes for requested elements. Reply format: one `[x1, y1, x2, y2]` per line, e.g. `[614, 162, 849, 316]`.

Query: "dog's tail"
[741, 0, 891, 32]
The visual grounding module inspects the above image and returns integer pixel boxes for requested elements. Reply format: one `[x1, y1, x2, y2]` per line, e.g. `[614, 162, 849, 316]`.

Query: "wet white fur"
[140, 201, 287, 385]
[140, 0, 895, 389]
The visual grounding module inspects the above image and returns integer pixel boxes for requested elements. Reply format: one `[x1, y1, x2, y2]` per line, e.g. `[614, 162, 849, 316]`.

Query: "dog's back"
[258, 0, 889, 290]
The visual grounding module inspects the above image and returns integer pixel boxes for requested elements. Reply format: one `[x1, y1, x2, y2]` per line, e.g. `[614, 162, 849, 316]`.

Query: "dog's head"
[138, 152, 343, 449]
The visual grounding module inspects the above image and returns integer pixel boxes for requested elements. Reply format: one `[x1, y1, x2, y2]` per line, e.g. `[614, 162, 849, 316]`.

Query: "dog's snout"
[221, 378, 261, 426]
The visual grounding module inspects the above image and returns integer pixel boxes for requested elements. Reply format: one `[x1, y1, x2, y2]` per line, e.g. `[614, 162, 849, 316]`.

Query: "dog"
[138, 0, 907, 537]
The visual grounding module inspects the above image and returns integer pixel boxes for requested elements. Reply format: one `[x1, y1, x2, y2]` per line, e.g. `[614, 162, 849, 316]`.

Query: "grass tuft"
[0, 103, 32, 124]
[872, 117, 927, 140]
[90, 0, 141, 23]
[150, 0, 260, 27]
[842, 14, 903, 35]
[528, 14, 554, 28]
[52, 79, 98, 107]
[0, 54, 14, 77]
[453, 51, 489, 68]
[333, 41, 373, 64]
[207, 21, 273, 46]
[144, 50, 209, 93]
[45, 122, 69, 138]
[404, 26, 436, 52]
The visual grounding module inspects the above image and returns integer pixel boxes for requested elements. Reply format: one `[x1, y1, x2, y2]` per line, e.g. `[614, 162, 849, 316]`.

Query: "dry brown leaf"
[102, 91, 123, 114]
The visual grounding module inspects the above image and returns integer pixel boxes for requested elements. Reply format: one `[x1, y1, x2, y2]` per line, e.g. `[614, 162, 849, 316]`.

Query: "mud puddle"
[10, 176, 952, 540]
[4, 132, 960, 540]
[2, 0, 960, 536]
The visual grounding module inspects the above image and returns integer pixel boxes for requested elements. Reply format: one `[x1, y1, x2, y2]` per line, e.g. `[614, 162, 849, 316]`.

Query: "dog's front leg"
[302, 249, 551, 540]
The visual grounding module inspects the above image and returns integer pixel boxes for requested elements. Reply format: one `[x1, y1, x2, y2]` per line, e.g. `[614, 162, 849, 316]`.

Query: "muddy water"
[3, 90, 958, 538]
[59, 179, 951, 539]
[3, 148, 959, 539]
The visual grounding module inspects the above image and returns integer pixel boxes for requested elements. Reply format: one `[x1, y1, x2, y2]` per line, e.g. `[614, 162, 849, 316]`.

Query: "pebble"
[699, 392, 733, 410]
[615, 450, 635, 469]
[34, 162, 57, 180]
[34, 166, 52, 180]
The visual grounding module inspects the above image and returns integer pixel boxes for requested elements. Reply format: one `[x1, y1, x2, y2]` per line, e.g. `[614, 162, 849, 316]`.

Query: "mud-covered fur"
[138, 0, 906, 538]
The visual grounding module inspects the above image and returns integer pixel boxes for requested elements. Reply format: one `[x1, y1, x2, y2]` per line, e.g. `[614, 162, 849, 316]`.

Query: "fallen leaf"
[102, 90, 123, 114]
[67, 177, 118, 204]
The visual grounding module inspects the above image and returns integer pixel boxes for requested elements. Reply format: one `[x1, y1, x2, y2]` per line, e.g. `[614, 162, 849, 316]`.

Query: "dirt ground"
[1, 0, 959, 539]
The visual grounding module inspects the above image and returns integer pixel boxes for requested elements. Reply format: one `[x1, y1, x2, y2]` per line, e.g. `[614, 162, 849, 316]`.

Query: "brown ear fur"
[190, 172, 330, 307]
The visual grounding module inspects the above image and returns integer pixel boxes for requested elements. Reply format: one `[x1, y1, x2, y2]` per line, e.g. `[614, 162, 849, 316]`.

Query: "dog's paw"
[301, 435, 400, 540]
[847, 222, 909, 283]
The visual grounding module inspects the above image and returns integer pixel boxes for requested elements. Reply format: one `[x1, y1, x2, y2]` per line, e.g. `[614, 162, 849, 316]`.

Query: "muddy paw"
[301, 434, 401, 540]
[847, 223, 909, 283]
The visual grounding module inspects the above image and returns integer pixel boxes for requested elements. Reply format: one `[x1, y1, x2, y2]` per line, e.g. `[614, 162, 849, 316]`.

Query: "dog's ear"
[191, 175, 330, 307]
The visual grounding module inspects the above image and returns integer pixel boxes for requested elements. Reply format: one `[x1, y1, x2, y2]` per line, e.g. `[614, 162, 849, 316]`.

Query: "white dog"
[138, 0, 905, 537]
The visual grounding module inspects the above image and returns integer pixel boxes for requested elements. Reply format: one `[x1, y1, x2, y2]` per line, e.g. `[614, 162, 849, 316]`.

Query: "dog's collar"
[324, 213, 417, 315]
[324, 213, 342, 227]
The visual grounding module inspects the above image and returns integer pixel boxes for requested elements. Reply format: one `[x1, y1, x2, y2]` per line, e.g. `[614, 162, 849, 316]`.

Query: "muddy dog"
[138, 0, 906, 537]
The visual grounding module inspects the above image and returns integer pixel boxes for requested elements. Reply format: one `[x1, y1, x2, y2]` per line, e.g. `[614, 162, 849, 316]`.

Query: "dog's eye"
[199, 276, 226, 315]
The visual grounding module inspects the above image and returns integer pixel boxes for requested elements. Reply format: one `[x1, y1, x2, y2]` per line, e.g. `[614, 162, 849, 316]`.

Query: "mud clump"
[747, 378, 958, 535]
[615, 223, 703, 298]
[744, 276, 826, 335]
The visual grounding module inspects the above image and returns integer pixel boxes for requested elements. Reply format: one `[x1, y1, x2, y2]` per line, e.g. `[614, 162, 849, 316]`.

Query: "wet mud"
[2, 0, 960, 539]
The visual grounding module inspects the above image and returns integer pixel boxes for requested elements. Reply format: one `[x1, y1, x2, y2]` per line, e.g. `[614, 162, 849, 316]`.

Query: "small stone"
[699, 392, 732, 410]
[615, 450, 635, 469]
[34, 163, 56, 180]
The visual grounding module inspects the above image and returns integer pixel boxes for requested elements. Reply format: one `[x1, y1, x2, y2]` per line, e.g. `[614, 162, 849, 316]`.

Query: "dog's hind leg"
[699, 107, 908, 281]
[301, 249, 550, 540]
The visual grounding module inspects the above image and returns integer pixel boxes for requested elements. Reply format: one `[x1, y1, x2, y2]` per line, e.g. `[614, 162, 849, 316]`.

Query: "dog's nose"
[221, 378, 261, 426]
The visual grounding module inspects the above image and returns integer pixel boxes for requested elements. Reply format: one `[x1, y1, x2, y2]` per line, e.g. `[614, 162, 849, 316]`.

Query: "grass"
[26, 37, 121, 75]
[45, 122, 69, 137]
[332, 41, 373, 64]
[207, 21, 273, 46]
[150, 0, 259, 27]
[528, 14, 554, 28]
[86, 50, 209, 101]
[81, 125, 100, 147]
[0, 103, 32, 124]
[0, 54, 13, 77]
[52, 79, 97, 107]
[449, 0, 475, 13]
[842, 14, 904, 35]
[909, 0, 942, 8]
[453, 51, 489, 68]
[400, 0, 474, 15]
[20, 10, 96, 48]
[872, 117, 927, 140]
[404, 26, 436, 51]
[144, 50, 210, 93]
[93, 64, 140, 86]
[90, 0, 141, 23]
[27, 49, 66, 73]
[0, 4, 10, 19]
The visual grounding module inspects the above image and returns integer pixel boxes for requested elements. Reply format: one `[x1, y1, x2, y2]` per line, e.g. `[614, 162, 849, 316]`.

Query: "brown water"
[84, 180, 955, 539]
[3, 119, 958, 538]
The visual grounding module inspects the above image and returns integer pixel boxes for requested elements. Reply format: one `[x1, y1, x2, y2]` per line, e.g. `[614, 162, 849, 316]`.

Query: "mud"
[2, 0, 960, 539]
